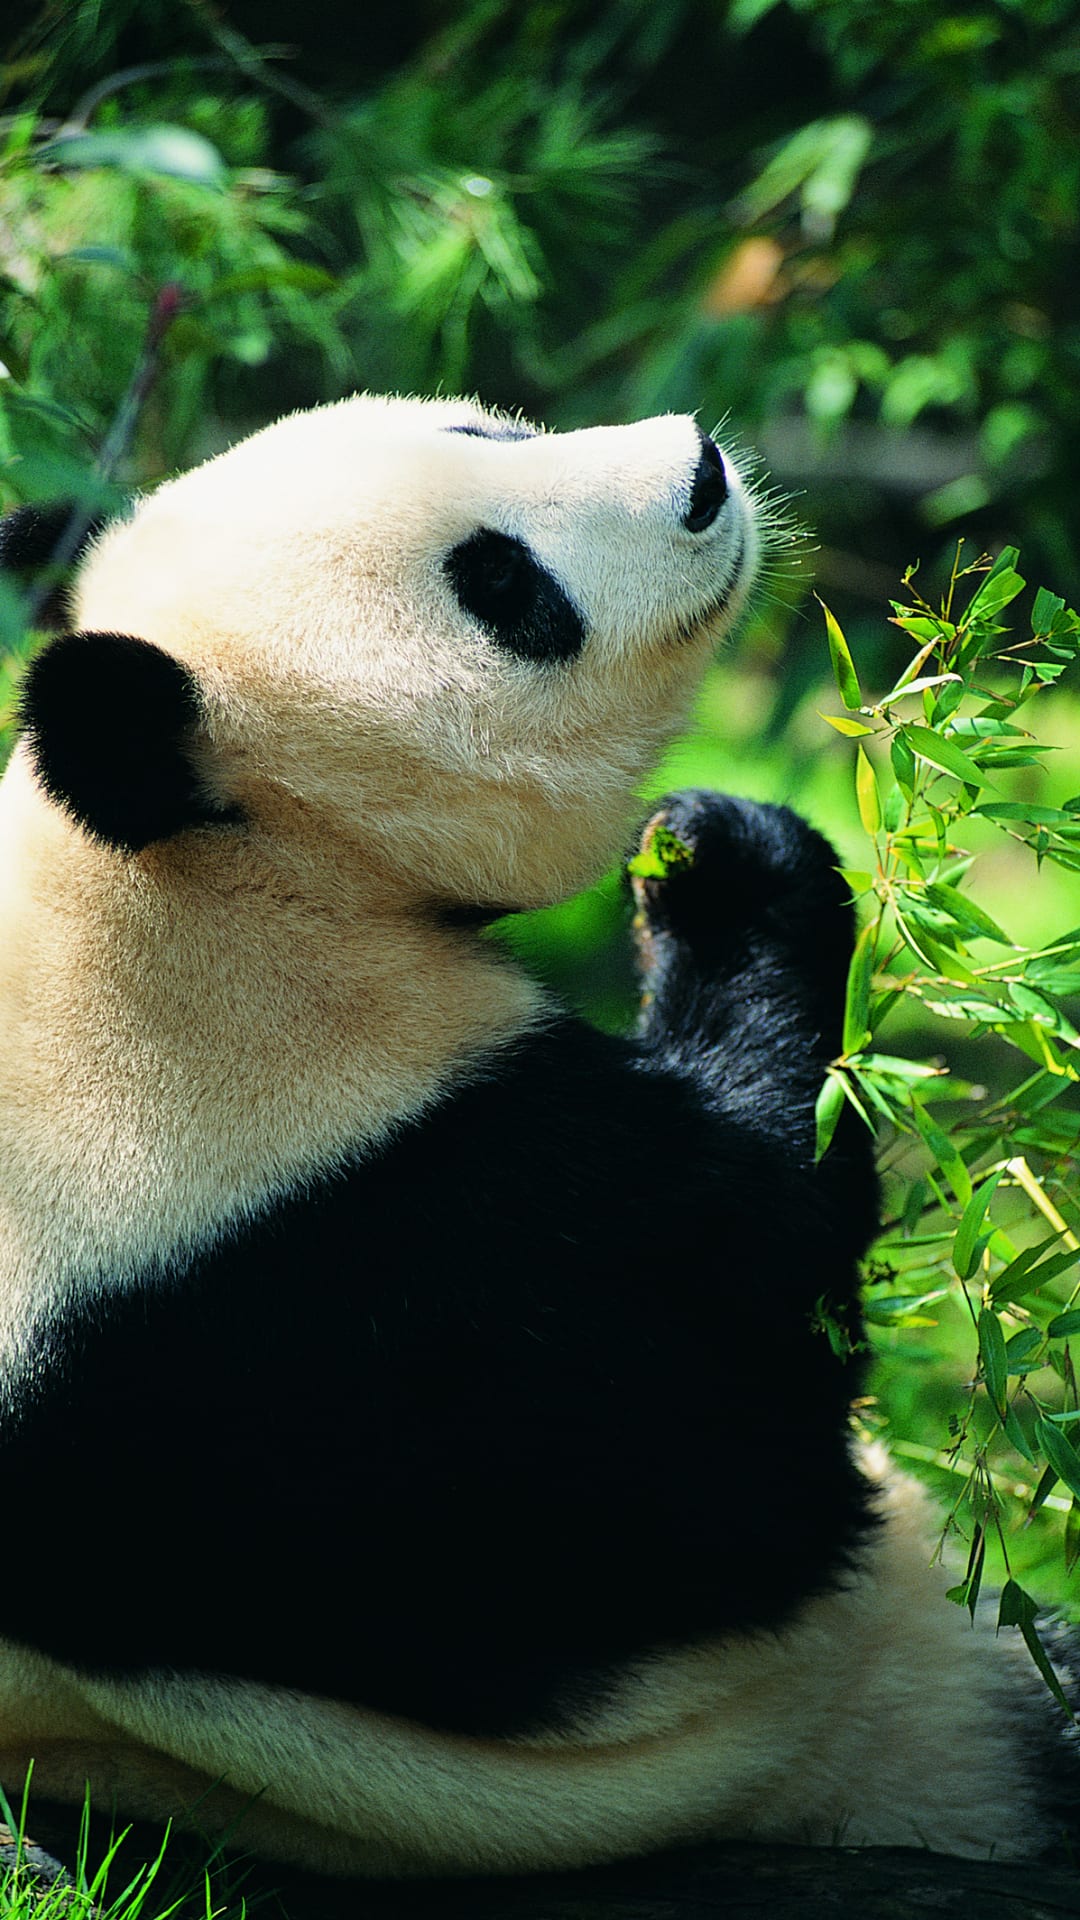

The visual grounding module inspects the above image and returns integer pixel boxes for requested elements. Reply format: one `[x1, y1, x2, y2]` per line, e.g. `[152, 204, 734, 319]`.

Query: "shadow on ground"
[14, 1803, 1080, 1920]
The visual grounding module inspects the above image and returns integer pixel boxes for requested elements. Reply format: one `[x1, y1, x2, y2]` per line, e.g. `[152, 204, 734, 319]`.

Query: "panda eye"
[444, 529, 585, 666]
[474, 535, 527, 601]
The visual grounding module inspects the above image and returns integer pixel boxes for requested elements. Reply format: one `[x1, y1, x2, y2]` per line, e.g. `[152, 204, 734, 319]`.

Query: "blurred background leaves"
[4, 0, 1078, 583]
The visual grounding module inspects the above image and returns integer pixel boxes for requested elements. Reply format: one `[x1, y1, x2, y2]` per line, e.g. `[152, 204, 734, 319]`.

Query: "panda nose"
[683, 433, 729, 532]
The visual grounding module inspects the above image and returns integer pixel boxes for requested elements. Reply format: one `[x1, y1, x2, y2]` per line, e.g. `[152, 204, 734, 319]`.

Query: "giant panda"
[0, 394, 1075, 1883]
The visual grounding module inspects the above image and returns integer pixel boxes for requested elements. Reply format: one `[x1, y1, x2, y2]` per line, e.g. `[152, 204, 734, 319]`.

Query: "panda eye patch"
[444, 528, 585, 665]
[444, 421, 537, 442]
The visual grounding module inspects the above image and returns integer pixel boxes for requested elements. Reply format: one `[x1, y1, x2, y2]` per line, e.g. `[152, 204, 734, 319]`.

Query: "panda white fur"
[0, 394, 1075, 1880]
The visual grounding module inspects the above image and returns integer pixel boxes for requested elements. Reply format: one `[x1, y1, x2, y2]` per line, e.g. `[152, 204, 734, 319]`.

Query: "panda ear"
[0, 502, 109, 630]
[19, 631, 240, 853]
[0, 502, 103, 572]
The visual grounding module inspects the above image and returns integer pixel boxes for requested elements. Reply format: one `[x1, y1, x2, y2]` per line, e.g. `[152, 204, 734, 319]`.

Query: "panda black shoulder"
[0, 1016, 872, 1737]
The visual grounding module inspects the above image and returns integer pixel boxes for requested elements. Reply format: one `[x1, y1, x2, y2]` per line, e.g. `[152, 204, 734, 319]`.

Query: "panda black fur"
[0, 395, 1075, 1878]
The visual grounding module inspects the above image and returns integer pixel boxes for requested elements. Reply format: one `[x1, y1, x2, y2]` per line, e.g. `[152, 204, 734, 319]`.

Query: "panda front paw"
[630, 790, 853, 973]
[630, 792, 873, 1190]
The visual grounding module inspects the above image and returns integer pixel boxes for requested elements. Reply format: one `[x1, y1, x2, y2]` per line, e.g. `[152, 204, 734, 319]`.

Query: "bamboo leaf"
[1027, 1464, 1059, 1520]
[883, 784, 904, 832]
[889, 634, 940, 686]
[1000, 1020, 1076, 1078]
[891, 614, 946, 643]
[820, 712, 874, 737]
[843, 1073, 882, 1133]
[891, 730, 916, 797]
[954, 1167, 1005, 1280]
[1035, 1416, 1080, 1501]
[1066, 1499, 1080, 1576]
[1019, 1620, 1074, 1717]
[627, 824, 694, 880]
[923, 994, 1007, 1024]
[964, 549, 1025, 621]
[838, 868, 874, 895]
[853, 1053, 944, 1080]
[863, 1287, 949, 1326]
[976, 802, 1076, 824]
[997, 1580, 1075, 1716]
[917, 941, 981, 986]
[842, 921, 876, 1056]
[818, 596, 862, 710]
[911, 1101, 972, 1205]
[902, 724, 996, 789]
[814, 1070, 846, 1162]
[1006, 983, 1080, 1044]
[855, 745, 881, 833]
[991, 1243, 1079, 1305]
[880, 672, 962, 703]
[923, 883, 1012, 946]
[1004, 1404, 1038, 1465]
[978, 1307, 1008, 1420]
[946, 1526, 985, 1622]
[1004, 1327, 1044, 1372]
[1032, 586, 1065, 633]
[1048, 1309, 1080, 1338]
[948, 717, 1029, 739]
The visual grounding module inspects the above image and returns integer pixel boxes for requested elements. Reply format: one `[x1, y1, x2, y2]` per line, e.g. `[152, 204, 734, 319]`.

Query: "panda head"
[15, 394, 758, 911]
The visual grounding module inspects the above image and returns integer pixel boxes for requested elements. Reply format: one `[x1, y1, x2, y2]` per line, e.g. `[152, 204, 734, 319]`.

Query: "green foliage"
[0, 100, 341, 496]
[0, 1772, 223, 1918]
[1, 0, 1077, 593]
[305, 36, 658, 397]
[818, 552, 1080, 1676]
[626, 823, 694, 881]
